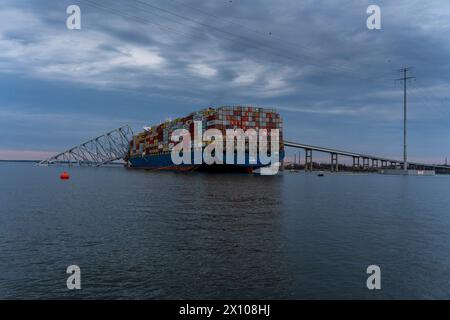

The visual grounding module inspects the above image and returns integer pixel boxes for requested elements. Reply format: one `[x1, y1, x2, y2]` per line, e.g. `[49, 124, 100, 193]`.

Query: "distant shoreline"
[0, 160, 125, 166]
[0, 160, 40, 163]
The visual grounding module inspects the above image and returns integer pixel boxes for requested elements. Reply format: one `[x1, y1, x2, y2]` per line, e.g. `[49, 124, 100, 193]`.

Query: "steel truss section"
[38, 125, 134, 166]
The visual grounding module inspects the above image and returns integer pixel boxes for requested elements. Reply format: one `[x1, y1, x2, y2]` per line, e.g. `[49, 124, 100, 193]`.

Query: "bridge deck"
[284, 140, 449, 170]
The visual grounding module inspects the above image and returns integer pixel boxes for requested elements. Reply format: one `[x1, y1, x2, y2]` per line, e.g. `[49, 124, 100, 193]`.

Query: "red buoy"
[60, 171, 70, 180]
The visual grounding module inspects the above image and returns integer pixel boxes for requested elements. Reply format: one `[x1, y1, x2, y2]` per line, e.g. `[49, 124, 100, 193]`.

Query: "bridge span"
[38, 125, 134, 166]
[284, 140, 450, 173]
[36, 126, 449, 174]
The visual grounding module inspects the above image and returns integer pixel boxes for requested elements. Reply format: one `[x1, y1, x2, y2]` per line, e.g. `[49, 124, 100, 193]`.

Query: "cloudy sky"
[1, 0, 449, 162]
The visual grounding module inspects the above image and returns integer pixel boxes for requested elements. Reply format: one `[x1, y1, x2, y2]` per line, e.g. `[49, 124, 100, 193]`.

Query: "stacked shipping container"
[129, 106, 283, 158]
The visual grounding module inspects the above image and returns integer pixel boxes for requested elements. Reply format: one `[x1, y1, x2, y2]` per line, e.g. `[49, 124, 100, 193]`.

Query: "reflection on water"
[0, 163, 449, 299]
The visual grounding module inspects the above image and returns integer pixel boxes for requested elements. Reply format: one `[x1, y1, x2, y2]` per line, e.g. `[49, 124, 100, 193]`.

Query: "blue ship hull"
[128, 151, 285, 173]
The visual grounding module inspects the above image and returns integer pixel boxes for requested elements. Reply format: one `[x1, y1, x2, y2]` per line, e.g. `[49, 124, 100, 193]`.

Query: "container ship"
[126, 106, 284, 173]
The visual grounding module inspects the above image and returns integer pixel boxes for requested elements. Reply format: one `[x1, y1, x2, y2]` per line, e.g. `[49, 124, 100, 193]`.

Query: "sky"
[0, 0, 449, 163]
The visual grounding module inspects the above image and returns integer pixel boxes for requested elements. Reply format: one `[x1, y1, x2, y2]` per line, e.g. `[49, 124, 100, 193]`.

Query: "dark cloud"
[0, 0, 449, 161]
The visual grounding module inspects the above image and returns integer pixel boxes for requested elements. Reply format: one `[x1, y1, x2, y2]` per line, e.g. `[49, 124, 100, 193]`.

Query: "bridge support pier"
[305, 149, 313, 172]
[331, 153, 338, 172]
[372, 159, 379, 168]
[353, 156, 360, 169]
[363, 157, 370, 170]
[381, 160, 387, 168]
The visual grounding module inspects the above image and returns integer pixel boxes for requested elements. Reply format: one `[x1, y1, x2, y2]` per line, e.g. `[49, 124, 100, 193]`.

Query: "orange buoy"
[60, 171, 70, 180]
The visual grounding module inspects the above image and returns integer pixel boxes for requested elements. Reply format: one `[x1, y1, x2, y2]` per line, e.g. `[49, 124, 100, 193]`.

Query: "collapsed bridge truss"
[38, 125, 134, 166]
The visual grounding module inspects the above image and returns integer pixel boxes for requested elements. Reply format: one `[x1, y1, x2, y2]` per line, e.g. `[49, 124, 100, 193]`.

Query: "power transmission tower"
[396, 67, 415, 172]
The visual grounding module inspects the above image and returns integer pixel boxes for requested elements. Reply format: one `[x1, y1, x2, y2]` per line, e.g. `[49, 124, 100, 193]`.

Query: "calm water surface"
[1, 162, 449, 299]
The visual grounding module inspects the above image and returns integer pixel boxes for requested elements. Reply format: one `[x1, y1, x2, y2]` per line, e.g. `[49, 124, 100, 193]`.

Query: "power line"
[125, 0, 391, 83]
[171, 0, 324, 54]
[169, 0, 394, 81]
[78, 0, 394, 107]
[80, 0, 192, 38]
[74, 0, 233, 106]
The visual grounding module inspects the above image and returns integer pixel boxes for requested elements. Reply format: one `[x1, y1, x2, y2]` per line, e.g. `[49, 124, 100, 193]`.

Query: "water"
[1, 162, 450, 299]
